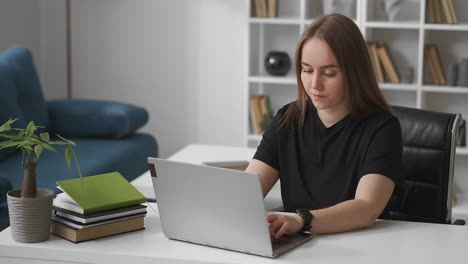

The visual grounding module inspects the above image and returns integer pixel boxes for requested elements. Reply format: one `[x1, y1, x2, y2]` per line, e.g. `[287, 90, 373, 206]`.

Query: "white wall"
[2, 0, 247, 158]
[0, 0, 40, 69]
[38, 0, 67, 100]
[66, 0, 247, 158]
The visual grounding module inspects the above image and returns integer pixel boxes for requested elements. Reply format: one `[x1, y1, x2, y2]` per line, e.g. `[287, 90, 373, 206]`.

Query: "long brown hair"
[278, 14, 393, 128]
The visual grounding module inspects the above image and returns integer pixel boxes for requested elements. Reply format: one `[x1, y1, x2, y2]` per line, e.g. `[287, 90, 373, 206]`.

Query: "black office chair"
[384, 106, 462, 224]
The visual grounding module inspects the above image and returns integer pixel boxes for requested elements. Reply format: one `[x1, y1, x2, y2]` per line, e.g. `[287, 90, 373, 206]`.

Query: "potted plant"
[0, 118, 82, 243]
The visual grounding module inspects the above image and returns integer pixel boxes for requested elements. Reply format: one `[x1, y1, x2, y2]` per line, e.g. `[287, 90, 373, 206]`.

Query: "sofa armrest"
[0, 174, 13, 203]
[47, 99, 149, 138]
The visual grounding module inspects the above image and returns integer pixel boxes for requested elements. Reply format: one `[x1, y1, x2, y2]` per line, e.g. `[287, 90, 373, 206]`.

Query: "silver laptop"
[147, 157, 313, 258]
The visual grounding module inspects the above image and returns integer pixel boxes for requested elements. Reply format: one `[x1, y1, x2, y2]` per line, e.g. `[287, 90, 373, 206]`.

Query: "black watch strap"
[296, 208, 313, 233]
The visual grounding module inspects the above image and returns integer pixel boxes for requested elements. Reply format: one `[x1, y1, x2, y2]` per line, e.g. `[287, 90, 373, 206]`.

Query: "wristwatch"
[296, 208, 313, 233]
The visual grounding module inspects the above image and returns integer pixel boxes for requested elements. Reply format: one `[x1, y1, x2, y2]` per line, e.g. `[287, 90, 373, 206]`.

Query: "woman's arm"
[245, 159, 279, 198]
[268, 173, 395, 238]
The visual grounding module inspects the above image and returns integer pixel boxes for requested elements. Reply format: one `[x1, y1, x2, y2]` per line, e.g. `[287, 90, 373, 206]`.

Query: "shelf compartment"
[383, 89, 417, 108]
[366, 28, 420, 85]
[425, 0, 468, 25]
[249, 23, 299, 77]
[422, 93, 468, 124]
[250, 0, 301, 19]
[305, 0, 357, 20]
[423, 30, 468, 87]
[366, 0, 420, 23]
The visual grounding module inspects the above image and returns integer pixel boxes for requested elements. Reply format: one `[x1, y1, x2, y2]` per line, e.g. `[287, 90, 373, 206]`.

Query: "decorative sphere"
[264, 51, 291, 76]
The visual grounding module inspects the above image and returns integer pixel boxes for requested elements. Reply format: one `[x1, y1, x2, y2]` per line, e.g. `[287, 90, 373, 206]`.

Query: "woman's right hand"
[267, 213, 304, 239]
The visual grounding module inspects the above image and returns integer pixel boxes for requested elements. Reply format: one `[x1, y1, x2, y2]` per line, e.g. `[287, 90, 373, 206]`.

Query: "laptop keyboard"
[271, 235, 294, 250]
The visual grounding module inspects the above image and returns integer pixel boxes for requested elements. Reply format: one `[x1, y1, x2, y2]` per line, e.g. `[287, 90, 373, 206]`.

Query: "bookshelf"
[245, 0, 468, 220]
[245, 0, 468, 149]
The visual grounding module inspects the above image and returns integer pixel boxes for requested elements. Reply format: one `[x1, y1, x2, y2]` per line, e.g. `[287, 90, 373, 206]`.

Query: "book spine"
[376, 43, 400, 83]
[427, 0, 435, 23]
[425, 45, 439, 85]
[441, 0, 453, 24]
[430, 45, 446, 85]
[368, 42, 384, 83]
[447, 0, 458, 24]
[433, 0, 443, 23]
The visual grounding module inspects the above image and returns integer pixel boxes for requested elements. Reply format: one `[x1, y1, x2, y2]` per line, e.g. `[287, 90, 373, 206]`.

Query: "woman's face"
[300, 37, 349, 115]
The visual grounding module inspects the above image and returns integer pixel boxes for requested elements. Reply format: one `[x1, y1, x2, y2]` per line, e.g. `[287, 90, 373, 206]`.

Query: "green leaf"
[0, 140, 20, 149]
[34, 145, 44, 160]
[0, 118, 18, 133]
[65, 145, 72, 168]
[40, 133, 50, 141]
[56, 134, 76, 146]
[25, 121, 36, 137]
[22, 145, 33, 152]
[48, 141, 70, 146]
[0, 134, 21, 140]
[40, 142, 57, 152]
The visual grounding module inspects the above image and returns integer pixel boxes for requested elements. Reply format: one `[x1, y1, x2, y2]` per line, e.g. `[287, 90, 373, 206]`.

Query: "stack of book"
[367, 42, 400, 84]
[253, 0, 277, 18]
[424, 44, 446, 86]
[250, 95, 274, 135]
[51, 172, 147, 243]
[427, 0, 458, 24]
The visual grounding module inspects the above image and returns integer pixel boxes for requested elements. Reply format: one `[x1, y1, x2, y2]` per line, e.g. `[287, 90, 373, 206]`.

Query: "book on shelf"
[254, 0, 267, 17]
[249, 96, 263, 134]
[433, 0, 443, 23]
[447, 0, 458, 24]
[375, 43, 400, 84]
[50, 216, 145, 243]
[367, 42, 384, 83]
[54, 172, 147, 214]
[52, 211, 147, 230]
[250, 95, 274, 135]
[424, 45, 439, 84]
[425, 44, 446, 86]
[427, 0, 435, 23]
[52, 204, 147, 224]
[267, 0, 278, 18]
[441, 0, 454, 24]
[254, 0, 277, 18]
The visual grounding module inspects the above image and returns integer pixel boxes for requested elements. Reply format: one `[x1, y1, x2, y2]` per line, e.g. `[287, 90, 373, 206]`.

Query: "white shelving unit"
[245, 0, 468, 220]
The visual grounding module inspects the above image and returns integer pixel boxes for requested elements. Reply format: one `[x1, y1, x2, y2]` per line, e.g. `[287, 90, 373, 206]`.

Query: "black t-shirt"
[253, 101, 403, 212]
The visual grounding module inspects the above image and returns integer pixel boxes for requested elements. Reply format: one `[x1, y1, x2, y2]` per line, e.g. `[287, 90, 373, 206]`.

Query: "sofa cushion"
[0, 133, 158, 192]
[48, 99, 150, 138]
[0, 54, 26, 161]
[0, 47, 49, 130]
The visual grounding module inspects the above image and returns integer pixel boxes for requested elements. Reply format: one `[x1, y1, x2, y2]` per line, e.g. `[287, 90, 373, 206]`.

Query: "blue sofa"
[0, 47, 158, 231]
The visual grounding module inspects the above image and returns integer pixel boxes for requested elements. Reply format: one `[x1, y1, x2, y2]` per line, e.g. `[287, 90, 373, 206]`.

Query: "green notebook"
[55, 172, 146, 214]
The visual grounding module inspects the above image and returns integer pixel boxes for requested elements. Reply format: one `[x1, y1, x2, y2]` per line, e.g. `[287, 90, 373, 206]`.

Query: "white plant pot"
[7, 188, 54, 243]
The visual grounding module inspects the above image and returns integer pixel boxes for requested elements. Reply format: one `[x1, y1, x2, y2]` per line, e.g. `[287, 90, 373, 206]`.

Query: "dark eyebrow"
[301, 62, 338, 69]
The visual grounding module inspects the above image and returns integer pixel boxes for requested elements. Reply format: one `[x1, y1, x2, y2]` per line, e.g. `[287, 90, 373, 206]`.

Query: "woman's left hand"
[267, 213, 304, 239]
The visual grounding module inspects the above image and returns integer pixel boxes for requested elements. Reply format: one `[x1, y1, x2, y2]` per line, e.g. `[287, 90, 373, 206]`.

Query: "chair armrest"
[0, 174, 13, 203]
[47, 99, 149, 138]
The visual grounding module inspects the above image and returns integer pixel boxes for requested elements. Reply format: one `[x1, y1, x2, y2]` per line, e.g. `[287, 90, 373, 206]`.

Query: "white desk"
[1, 203, 468, 264]
[1, 144, 468, 263]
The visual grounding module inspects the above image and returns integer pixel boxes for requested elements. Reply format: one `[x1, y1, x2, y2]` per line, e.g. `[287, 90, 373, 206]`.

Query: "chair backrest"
[385, 106, 461, 224]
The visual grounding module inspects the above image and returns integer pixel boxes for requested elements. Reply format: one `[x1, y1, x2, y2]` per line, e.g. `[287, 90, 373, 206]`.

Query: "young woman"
[246, 14, 403, 238]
